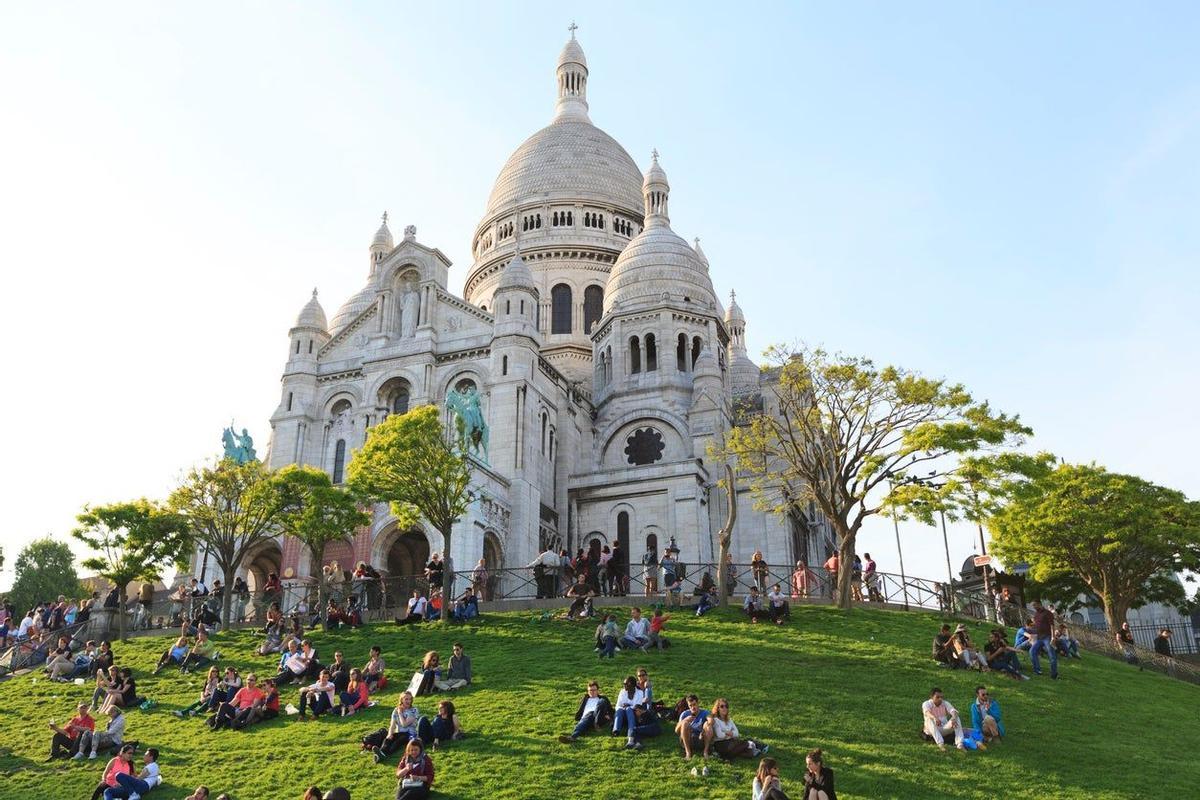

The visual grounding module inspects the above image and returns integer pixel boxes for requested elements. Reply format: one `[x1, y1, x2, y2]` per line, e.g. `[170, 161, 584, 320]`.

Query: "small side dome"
[294, 288, 328, 331]
[372, 212, 394, 251]
[496, 250, 537, 292]
[725, 289, 745, 324]
[329, 284, 377, 334]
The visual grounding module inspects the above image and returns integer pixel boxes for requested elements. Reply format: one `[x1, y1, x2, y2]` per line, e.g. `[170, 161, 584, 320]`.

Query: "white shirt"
[528, 551, 559, 569]
[582, 696, 603, 718]
[922, 699, 957, 724]
[408, 596, 428, 616]
[141, 761, 162, 788]
[615, 688, 647, 710]
[18, 616, 34, 637]
[625, 617, 650, 640]
[710, 716, 739, 740]
[767, 590, 786, 608]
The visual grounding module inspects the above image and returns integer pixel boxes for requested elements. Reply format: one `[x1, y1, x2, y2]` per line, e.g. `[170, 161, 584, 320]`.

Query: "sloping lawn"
[1, 604, 1196, 800]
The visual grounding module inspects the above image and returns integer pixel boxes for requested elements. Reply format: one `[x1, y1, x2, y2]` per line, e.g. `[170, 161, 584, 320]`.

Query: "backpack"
[361, 727, 388, 750]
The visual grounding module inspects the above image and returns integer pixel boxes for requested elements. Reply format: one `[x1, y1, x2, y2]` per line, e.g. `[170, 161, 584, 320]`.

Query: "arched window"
[502, 355, 508, 376]
[692, 336, 702, 369]
[287, 392, 293, 412]
[645, 333, 658, 371]
[583, 285, 603, 333]
[551, 284, 572, 334]
[294, 340, 300, 354]
[332, 439, 347, 484]
[617, 511, 630, 554]
[541, 412, 548, 455]
[308, 339, 313, 353]
[549, 428, 556, 461]
[606, 345, 613, 384]
[677, 334, 688, 372]
[506, 300, 511, 315]
[645, 532, 658, 557]
[391, 387, 410, 415]
[629, 336, 642, 374]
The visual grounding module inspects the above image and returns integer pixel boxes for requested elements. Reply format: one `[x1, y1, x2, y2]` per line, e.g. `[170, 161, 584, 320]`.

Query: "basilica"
[226, 32, 835, 593]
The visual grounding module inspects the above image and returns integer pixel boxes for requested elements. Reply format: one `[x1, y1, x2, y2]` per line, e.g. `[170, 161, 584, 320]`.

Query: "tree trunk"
[836, 534, 856, 610]
[715, 466, 738, 604]
[440, 525, 454, 626]
[1103, 597, 1129, 635]
[221, 566, 235, 628]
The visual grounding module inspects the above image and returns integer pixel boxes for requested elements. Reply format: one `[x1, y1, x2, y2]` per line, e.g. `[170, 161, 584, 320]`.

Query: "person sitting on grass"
[88, 743, 134, 800]
[275, 639, 318, 686]
[42, 635, 75, 679]
[426, 588, 444, 622]
[335, 668, 370, 717]
[802, 748, 836, 800]
[621, 607, 652, 652]
[564, 574, 595, 620]
[931, 624, 956, 666]
[984, 629, 1027, 680]
[395, 589, 427, 626]
[675, 694, 710, 760]
[921, 687, 965, 751]
[694, 584, 719, 617]
[103, 746, 162, 800]
[766, 584, 790, 625]
[232, 676, 280, 730]
[753, 757, 790, 800]
[48, 702, 94, 760]
[1014, 620, 1034, 651]
[970, 685, 1004, 744]
[256, 620, 284, 657]
[325, 598, 356, 630]
[328, 651, 351, 693]
[153, 634, 191, 675]
[209, 672, 264, 731]
[363, 646, 387, 692]
[74, 705, 127, 760]
[90, 666, 121, 713]
[1055, 623, 1081, 659]
[180, 630, 219, 674]
[174, 666, 220, 718]
[743, 587, 766, 623]
[394, 738, 435, 800]
[298, 669, 337, 720]
[595, 614, 619, 658]
[612, 676, 648, 750]
[183, 787, 210, 800]
[99, 668, 138, 715]
[451, 586, 479, 622]
[406, 651, 441, 697]
[704, 698, 767, 760]
[559, 680, 613, 743]
[206, 667, 243, 714]
[374, 691, 422, 763]
[434, 643, 471, 691]
[951, 625, 989, 672]
[418, 699, 466, 748]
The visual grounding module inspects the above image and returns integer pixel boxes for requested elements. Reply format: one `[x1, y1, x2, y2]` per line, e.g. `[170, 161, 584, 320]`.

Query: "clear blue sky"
[2, 2, 1197, 590]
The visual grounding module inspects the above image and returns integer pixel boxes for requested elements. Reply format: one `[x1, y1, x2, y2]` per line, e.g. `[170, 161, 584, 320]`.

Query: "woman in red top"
[88, 744, 134, 800]
[210, 673, 265, 731]
[336, 668, 370, 716]
[394, 738, 434, 799]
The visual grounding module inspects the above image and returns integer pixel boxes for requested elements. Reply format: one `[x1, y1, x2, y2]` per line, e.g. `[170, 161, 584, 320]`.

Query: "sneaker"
[701, 766, 710, 776]
[373, 749, 383, 764]
[614, 647, 622, 653]
[690, 767, 699, 777]
[129, 793, 141, 800]
[631, 741, 643, 750]
[88, 752, 98, 759]
[71, 752, 84, 760]
[558, 735, 577, 744]
[171, 710, 184, 719]
[758, 744, 769, 755]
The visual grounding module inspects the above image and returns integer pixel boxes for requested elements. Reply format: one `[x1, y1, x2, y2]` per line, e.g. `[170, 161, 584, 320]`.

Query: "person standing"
[751, 550, 769, 593]
[1154, 628, 1173, 657]
[641, 545, 659, 597]
[921, 688, 965, 751]
[1028, 601, 1059, 679]
[609, 540, 627, 597]
[526, 547, 559, 600]
[822, 552, 839, 599]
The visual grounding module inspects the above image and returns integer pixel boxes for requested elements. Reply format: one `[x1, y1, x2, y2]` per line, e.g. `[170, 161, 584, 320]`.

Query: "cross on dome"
[652, 148, 659, 162]
[381, 211, 388, 224]
[568, 21, 578, 38]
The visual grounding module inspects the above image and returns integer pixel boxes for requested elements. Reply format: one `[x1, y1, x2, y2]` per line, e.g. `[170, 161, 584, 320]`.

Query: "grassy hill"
[1, 604, 1196, 800]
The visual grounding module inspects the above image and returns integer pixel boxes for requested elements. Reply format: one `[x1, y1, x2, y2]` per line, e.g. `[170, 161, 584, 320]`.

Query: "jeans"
[613, 707, 638, 738]
[299, 690, 332, 717]
[572, 711, 598, 738]
[989, 650, 1024, 677]
[695, 596, 716, 616]
[1056, 636, 1080, 657]
[1029, 635, 1059, 677]
[599, 636, 617, 658]
[103, 772, 150, 800]
[620, 636, 648, 650]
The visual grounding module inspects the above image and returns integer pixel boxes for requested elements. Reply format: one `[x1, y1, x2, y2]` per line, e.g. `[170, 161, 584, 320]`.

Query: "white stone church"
[220, 32, 835, 594]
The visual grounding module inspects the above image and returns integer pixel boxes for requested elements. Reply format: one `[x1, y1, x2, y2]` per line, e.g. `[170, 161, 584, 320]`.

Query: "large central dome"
[483, 118, 643, 219]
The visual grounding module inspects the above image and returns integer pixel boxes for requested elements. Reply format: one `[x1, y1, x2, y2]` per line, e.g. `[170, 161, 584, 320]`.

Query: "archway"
[386, 530, 430, 577]
[482, 530, 503, 601]
[242, 541, 283, 594]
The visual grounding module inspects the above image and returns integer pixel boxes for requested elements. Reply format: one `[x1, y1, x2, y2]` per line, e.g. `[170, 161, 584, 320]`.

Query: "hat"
[955, 624, 967, 633]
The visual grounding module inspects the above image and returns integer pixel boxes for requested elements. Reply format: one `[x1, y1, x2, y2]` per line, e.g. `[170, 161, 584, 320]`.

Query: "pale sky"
[2, 2, 1197, 593]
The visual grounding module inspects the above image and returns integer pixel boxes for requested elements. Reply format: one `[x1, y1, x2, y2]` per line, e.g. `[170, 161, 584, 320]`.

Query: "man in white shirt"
[559, 681, 612, 743]
[743, 587, 766, 623]
[395, 590, 427, 625]
[298, 669, 336, 718]
[18, 611, 35, 640]
[620, 608, 651, 651]
[766, 584, 789, 625]
[921, 687, 965, 750]
[527, 547, 560, 599]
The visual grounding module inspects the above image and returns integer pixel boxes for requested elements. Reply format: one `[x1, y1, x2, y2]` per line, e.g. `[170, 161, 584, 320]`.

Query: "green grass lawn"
[2, 604, 1196, 800]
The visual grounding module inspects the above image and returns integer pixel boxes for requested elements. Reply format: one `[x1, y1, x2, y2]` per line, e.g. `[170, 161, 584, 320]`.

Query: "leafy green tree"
[349, 405, 473, 624]
[168, 458, 285, 626]
[720, 345, 1030, 609]
[8, 538, 83, 616]
[273, 464, 371, 614]
[72, 500, 192, 640]
[989, 463, 1200, 630]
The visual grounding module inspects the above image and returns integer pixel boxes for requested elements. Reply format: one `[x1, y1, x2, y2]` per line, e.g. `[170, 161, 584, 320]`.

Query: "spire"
[372, 212, 394, 250]
[642, 150, 670, 227]
[555, 25, 590, 122]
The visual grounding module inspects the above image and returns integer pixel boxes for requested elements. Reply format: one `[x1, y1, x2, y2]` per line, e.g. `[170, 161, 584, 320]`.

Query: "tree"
[273, 464, 371, 614]
[8, 538, 83, 616]
[715, 465, 738, 603]
[168, 458, 285, 627]
[72, 500, 192, 641]
[720, 345, 1030, 609]
[348, 405, 473, 624]
[988, 463, 1200, 630]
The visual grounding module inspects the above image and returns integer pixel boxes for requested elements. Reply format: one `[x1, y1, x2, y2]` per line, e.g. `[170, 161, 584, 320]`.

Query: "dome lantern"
[555, 23, 589, 122]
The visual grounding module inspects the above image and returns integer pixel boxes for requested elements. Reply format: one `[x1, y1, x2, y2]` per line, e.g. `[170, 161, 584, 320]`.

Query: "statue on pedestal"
[446, 384, 488, 462]
[221, 423, 258, 464]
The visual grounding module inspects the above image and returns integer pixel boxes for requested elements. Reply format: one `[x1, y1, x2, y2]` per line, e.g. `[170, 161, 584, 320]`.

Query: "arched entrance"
[386, 530, 430, 577]
[242, 541, 283, 594]
[481, 530, 503, 601]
